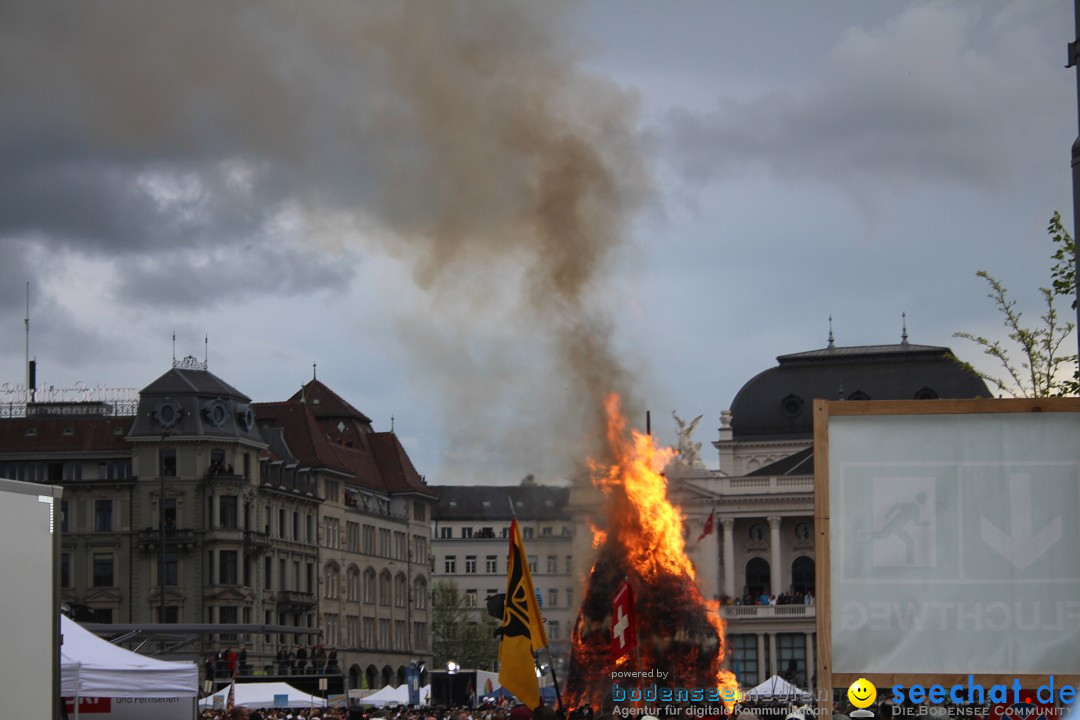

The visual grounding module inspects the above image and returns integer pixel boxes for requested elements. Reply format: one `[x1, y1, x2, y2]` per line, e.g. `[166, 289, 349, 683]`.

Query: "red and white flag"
[611, 580, 637, 661]
[697, 507, 715, 542]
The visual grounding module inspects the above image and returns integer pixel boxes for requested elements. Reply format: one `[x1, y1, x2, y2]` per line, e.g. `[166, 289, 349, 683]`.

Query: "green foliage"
[431, 580, 500, 671]
[1049, 210, 1076, 307]
[954, 212, 1078, 398]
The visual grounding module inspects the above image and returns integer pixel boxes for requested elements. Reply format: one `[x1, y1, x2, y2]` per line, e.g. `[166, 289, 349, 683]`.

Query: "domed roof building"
[666, 333, 990, 690]
[718, 339, 990, 475]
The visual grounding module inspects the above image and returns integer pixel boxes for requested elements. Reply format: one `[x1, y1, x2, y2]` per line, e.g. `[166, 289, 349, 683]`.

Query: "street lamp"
[447, 661, 458, 674]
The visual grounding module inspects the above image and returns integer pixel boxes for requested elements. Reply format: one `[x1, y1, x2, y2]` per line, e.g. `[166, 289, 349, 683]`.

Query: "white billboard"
[0, 477, 62, 718]
[826, 408, 1080, 676]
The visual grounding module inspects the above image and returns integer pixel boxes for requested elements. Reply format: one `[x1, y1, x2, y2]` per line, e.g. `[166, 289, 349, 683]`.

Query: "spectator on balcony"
[313, 645, 326, 674]
[238, 645, 248, 675]
[276, 647, 288, 675]
[326, 647, 339, 674]
[295, 644, 308, 675]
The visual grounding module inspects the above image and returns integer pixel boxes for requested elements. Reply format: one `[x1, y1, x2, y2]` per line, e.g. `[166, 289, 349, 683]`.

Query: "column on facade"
[804, 632, 815, 689]
[756, 633, 766, 685]
[699, 509, 721, 600]
[767, 515, 782, 596]
[721, 516, 736, 598]
[767, 632, 777, 678]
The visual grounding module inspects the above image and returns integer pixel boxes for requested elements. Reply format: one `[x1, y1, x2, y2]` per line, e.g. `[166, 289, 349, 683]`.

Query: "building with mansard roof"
[0, 359, 437, 694]
[663, 337, 991, 690]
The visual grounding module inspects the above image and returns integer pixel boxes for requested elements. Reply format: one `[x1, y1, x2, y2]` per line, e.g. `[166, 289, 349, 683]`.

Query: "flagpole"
[508, 496, 565, 714]
[630, 577, 643, 711]
[545, 646, 565, 714]
[499, 498, 556, 712]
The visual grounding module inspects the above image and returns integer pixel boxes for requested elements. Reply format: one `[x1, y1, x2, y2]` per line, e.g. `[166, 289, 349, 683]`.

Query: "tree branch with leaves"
[954, 212, 1078, 398]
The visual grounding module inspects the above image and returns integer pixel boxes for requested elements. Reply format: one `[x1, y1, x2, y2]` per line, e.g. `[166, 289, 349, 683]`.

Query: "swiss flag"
[611, 580, 638, 661]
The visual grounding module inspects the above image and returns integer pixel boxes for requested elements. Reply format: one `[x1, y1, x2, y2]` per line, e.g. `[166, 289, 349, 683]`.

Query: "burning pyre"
[566, 394, 739, 712]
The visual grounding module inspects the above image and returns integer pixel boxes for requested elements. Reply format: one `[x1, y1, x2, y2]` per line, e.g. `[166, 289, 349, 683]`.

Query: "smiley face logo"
[848, 678, 877, 709]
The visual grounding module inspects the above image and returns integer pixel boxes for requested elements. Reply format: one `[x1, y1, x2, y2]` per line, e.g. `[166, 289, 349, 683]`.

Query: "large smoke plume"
[0, 0, 649, 476]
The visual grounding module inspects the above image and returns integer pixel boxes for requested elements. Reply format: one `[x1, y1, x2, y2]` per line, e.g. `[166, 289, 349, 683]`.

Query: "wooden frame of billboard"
[814, 397, 1080, 709]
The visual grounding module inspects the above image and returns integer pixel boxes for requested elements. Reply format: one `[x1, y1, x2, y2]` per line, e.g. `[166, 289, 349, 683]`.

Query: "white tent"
[744, 675, 812, 702]
[60, 615, 198, 698]
[361, 683, 410, 707]
[199, 682, 328, 710]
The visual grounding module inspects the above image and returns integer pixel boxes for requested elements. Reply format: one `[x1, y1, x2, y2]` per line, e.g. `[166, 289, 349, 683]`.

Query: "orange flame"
[567, 393, 740, 712]
[590, 393, 691, 581]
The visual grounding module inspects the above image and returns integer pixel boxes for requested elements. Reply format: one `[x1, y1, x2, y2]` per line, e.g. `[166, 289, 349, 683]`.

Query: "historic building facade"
[0, 359, 436, 693]
[430, 481, 576, 674]
[671, 340, 991, 690]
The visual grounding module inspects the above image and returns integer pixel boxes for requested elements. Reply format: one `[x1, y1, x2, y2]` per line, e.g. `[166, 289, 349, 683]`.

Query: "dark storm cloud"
[0, 0, 650, 477]
[663, 3, 1068, 195]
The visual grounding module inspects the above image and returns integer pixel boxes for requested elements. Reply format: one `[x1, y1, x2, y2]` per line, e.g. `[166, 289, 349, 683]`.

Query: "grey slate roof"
[127, 367, 266, 443]
[746, 446, 814, 476]
[729, 343, 991, 439]
[430, 485, 569, 521]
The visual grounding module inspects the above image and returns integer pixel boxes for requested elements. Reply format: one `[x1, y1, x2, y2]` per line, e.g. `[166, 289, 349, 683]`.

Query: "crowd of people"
[718, 592, 815, 607]
[275, 644, 340, 675]
[203, 644, 340, 679]
[204, 702, 561, 720]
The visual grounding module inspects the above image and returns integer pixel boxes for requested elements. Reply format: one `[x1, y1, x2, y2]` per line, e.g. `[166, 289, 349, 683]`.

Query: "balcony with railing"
[136, 527, 197, 552]
[715, 474, 813, 495]
[277, 590, 317, 608]
[719, 604, 816, 620]
[243, 530, 273, 554]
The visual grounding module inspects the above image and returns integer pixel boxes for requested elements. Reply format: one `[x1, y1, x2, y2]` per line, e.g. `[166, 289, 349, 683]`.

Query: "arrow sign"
[980, 473, 1062, 571]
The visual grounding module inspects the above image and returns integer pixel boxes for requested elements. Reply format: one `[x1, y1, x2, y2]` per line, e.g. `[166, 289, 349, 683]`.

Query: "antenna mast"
[24, 282, 29, 401]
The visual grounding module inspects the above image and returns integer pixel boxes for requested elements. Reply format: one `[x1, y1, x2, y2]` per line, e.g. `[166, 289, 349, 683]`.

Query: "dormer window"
[781, 394, 804, 418]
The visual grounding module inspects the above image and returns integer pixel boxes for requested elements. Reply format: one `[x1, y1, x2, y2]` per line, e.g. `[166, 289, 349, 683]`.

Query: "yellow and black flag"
[498, 517, 548, 709]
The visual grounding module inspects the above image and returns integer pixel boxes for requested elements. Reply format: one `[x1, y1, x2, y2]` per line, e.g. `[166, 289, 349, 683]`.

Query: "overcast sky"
[0, 1, 1074, 484]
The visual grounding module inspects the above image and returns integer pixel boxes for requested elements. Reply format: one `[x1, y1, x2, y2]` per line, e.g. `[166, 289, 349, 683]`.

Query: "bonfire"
[565, 394, 739, 713]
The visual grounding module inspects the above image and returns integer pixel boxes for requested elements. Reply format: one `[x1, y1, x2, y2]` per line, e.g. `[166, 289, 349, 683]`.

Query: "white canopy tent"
[744, 675, 813, 702]
[361, 683, 410, 707]
[60, 615, 198, 698]
[198, 682, 328, 710]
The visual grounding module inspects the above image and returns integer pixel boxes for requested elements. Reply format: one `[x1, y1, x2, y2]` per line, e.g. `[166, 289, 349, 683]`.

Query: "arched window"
[395, 573, 408, 608]
[366, 666, 378, 692]
[413, 577, 427, 610]
[346, 566, 361, 603]
[325, 563, 340, 599]
[379, 570, 392, 606]
[745, 557, 770, 598]
[381, 665, 393, 688]
[363, 567, 376, 604]
[791, 556, 815, 595]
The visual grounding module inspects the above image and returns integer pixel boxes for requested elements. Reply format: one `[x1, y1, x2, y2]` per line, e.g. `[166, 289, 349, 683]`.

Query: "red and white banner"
[63, 697, 193, 720]
[611, 580, 638, 661]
